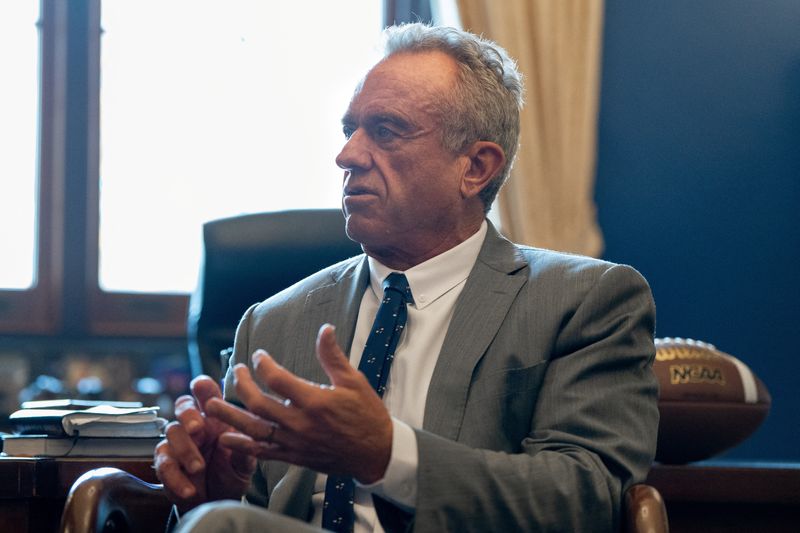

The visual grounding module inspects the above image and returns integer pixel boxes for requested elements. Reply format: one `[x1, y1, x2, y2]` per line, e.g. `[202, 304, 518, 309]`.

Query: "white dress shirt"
[309, 222, 487, 532]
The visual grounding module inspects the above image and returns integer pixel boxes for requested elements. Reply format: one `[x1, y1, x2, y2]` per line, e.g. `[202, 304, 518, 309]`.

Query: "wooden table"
[0, 456, 156, 533]
[647, 461, 800, 533]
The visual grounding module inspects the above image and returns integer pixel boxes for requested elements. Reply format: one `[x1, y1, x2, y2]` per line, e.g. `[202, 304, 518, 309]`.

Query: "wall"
[596, 0, 800, 460]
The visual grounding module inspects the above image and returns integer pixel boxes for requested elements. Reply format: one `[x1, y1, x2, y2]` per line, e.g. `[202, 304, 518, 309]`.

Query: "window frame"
[0, 0, 66, 335]
[0, 0, 188, 339]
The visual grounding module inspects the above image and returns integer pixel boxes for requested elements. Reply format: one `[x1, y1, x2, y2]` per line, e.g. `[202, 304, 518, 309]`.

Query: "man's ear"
[460, 141, 506, 199]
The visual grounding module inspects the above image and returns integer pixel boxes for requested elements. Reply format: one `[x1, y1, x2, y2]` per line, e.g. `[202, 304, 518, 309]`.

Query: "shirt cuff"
[355, 417, 418, 510]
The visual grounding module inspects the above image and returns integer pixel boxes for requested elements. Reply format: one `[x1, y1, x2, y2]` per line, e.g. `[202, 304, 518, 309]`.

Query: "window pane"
[0, 3, 39, 290]
[99, 1, 382, 293]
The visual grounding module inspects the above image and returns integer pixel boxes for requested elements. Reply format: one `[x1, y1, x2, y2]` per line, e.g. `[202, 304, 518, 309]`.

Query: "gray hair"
[382, 23, 524, 212]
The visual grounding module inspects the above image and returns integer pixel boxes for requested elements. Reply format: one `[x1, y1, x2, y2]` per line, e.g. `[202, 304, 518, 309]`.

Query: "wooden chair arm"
[60, 467, 172, 533]
[624, 483, 669, 533]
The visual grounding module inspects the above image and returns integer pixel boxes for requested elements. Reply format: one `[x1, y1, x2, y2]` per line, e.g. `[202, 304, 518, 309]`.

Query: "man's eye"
[375, 126, 395, 140]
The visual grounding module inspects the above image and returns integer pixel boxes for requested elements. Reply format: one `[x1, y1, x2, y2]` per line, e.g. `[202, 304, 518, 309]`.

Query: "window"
[0, 0, 383, 338]
[0, 2, 39, 291]
[98, 1, 382, 294]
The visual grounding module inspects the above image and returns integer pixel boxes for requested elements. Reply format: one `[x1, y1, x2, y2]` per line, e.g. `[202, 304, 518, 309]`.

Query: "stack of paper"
[8, 405, 167, 438]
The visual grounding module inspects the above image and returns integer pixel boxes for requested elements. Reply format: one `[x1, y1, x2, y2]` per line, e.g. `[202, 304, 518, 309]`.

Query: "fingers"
[173, 395, 206, 438]
[172, 375, 222, 437]
[205, 396, 279, 442]
[244, 325, 351, 407]
[316, 323, 358, 387]
[155, 431, 201, 501]
[164, 420, 206, 472]
[249, 351, 311, 406]
[163, 375, 223, 484]
[218, 431, 308, 470]
[218, 431, 277, 458]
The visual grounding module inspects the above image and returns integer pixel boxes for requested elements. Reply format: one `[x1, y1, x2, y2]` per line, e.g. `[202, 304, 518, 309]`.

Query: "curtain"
[457, 0, 605, 257]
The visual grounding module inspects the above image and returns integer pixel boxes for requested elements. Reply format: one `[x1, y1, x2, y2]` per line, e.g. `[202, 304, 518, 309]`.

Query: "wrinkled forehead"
[346, 51, 459, 113]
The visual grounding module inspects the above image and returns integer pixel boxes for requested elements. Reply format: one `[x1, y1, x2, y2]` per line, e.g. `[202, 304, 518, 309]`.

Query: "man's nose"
[335, 129, 372, 171]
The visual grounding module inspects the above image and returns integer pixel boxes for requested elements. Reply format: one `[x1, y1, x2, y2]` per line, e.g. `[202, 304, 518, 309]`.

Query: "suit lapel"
[423, 225, 528, 439]
[270, 257, 369, 515]
[290, 256, 369, 385]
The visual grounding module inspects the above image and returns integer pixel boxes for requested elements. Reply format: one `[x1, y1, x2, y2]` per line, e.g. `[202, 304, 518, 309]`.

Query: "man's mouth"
[343, 187, 374, 197]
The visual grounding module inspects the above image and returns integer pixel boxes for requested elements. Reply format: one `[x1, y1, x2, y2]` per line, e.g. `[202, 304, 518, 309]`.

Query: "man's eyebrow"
[341, 111, 414, 132]
[365, 113, 413, 131]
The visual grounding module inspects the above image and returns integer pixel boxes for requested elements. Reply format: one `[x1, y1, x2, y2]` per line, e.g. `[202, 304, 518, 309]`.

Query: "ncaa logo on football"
[669, 364, 726, 386]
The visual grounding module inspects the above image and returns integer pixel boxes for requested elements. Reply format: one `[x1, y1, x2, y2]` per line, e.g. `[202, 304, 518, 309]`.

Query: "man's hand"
[206, 323, 394, 484]
[154, 376, 257, 511]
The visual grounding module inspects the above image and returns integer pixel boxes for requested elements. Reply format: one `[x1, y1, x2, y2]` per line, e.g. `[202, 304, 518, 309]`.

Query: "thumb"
[316, 323, 355, 387]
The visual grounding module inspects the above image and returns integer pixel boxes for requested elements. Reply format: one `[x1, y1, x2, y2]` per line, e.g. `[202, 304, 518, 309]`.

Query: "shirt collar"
[367, 221, 487, 310]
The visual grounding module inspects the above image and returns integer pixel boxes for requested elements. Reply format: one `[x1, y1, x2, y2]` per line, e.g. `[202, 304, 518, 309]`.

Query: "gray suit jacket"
[224, 223, 658, 532]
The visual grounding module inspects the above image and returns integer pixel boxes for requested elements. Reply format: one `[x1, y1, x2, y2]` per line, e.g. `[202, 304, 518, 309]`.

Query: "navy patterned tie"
[321, 273, 413, 532]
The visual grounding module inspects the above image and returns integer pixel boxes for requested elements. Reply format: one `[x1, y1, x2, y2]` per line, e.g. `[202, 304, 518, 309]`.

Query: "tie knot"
[383, 273, 413, 304]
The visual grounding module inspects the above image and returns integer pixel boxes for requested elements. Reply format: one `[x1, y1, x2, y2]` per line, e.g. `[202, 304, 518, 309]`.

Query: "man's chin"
[343, 215, 383, 248]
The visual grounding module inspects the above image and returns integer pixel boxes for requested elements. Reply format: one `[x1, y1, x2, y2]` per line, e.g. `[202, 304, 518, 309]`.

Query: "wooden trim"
[0, 0, 67, 335]
[88, 290, 189, 337]
[647, 462, 800, 505]
[0, 291, 51, 334]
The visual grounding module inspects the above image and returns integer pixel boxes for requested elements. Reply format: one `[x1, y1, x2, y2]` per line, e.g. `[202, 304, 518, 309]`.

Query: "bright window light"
[0, 3, 39, 290]
[99, 1, 382, 293]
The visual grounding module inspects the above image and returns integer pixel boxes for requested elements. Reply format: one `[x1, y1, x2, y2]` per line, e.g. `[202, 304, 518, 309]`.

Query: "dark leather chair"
[187, 209, 362, 382]
[60, 467, 668, 533]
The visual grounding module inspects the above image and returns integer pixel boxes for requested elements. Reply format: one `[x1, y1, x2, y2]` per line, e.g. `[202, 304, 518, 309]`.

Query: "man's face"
[336, 51, 473, 268]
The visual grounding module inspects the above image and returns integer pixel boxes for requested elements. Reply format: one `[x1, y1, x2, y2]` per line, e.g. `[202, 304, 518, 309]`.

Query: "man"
[156, 23, 658, 532]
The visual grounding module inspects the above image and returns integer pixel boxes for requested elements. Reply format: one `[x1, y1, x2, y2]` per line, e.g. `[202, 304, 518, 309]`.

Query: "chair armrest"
[60, 468, 668, 533]
[624, 483, 669, 533]
[60, 467, 172, 533]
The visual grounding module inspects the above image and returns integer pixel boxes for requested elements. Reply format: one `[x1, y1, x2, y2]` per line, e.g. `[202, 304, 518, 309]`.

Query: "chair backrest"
[186, 209, 362, 381]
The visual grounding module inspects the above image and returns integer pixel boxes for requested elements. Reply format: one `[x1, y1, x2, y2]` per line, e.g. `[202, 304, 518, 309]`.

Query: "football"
[653, 337, 771, 464]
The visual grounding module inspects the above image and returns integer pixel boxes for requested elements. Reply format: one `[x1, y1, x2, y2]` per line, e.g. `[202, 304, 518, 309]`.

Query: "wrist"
[354, 420, 393, 484]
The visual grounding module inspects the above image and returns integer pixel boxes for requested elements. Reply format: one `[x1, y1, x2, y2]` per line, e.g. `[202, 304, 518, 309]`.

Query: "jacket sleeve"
[412, 264, 659, 533]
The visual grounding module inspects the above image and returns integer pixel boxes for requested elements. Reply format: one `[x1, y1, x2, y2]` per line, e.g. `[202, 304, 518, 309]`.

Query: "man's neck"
[363, 219, 486, 271]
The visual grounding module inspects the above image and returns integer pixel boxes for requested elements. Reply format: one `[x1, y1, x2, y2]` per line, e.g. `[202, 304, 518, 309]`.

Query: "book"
[9, 405, 167, 438]
[20, 399, 144, 410]
[1, 434, 162, 457]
